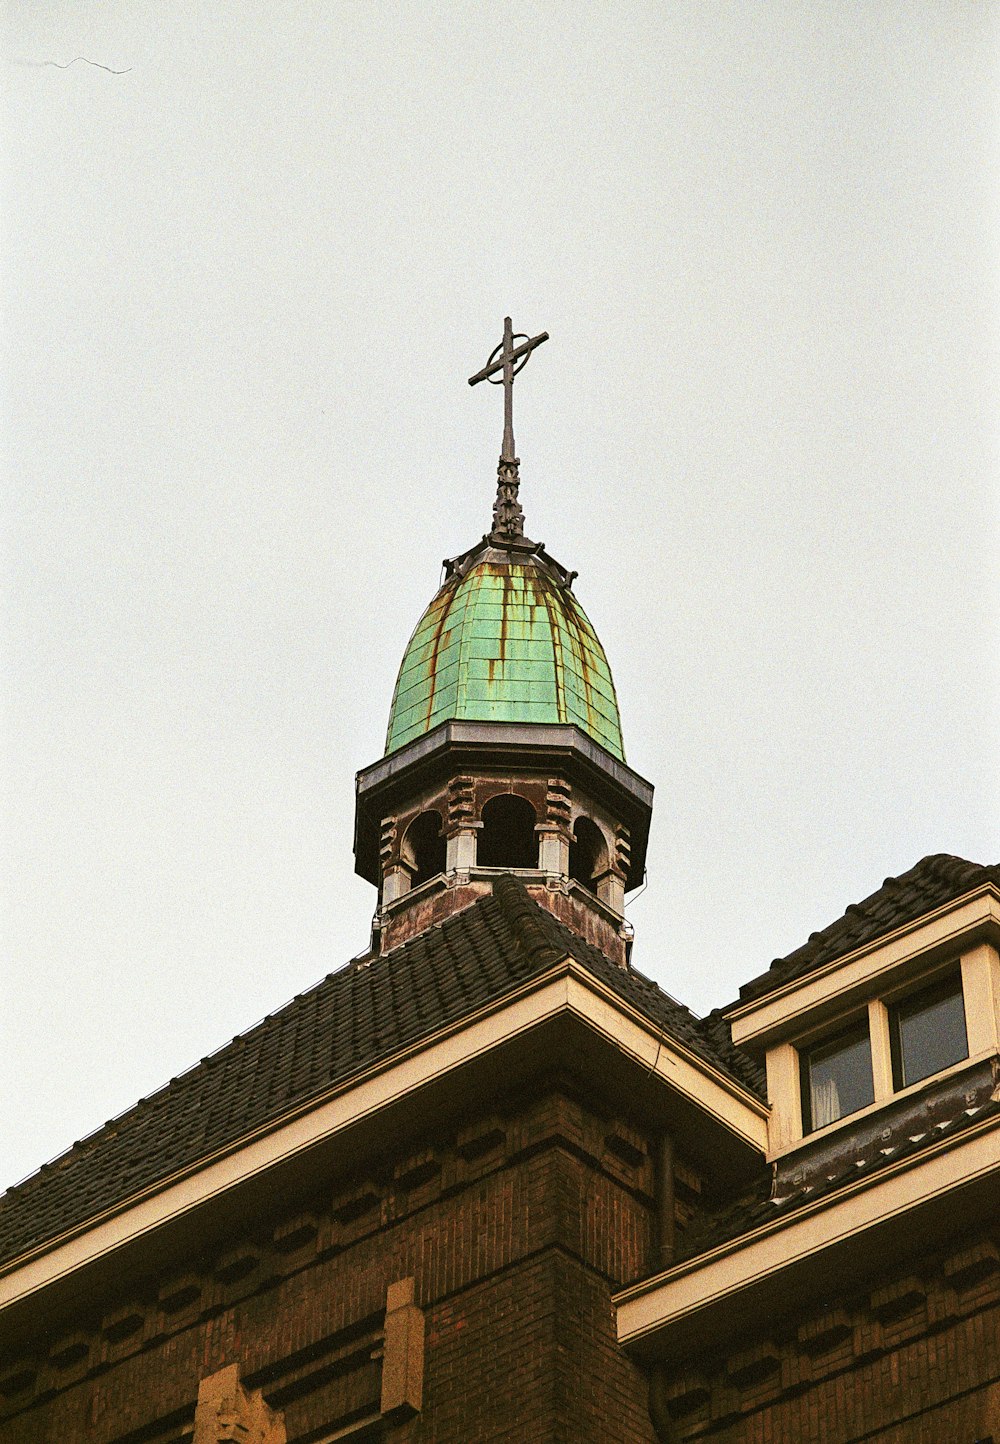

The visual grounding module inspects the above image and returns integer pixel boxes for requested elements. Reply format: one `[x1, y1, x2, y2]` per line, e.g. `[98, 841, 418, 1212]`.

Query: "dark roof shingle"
[0, 878, 761, 1269]
[737, 855, 999, 1004]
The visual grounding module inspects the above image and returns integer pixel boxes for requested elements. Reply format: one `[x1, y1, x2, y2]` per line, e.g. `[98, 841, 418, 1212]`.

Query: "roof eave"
[0, 957, 762, 1332]
[614, 1107, 1000, 1365]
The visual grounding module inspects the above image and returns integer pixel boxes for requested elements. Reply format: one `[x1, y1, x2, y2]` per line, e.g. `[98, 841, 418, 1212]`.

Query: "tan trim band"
[614, 1112, 1000, 1348]
[0, 962, 766, 1314]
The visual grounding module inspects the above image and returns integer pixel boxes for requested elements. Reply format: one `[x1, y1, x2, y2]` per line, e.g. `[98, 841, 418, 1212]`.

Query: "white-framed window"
[800, 1020, 875, 1132]
[795, 966, 971, 1138]
[756, 933, 999, 1157]
[888, 971, 968, 1091]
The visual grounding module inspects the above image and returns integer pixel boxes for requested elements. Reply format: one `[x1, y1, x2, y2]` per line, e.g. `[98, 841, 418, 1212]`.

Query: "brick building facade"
[2, 349, 998, 1440]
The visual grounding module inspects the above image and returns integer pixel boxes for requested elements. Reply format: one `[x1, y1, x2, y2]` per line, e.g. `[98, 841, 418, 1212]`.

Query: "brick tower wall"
[0, 1081, 659, 1444]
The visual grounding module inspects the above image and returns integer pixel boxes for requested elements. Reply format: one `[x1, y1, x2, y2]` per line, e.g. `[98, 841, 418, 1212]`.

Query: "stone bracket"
[192, 1279, 423, 1443]
[380, 1276, 425, 1419]
[194, 1364, 286, 1444]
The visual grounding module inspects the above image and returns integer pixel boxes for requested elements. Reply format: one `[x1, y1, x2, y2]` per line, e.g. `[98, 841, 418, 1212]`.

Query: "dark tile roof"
[0, 878, 762, 1270]
[737, 855, 1000, 1004]
[677, 1093, 1000, 1265]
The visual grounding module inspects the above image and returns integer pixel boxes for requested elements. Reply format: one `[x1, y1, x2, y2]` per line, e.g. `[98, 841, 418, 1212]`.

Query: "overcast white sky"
[3, 2, 998, 1192]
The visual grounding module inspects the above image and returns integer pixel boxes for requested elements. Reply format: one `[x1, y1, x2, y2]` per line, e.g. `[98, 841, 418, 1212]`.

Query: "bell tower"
[353, 320, 652, 963]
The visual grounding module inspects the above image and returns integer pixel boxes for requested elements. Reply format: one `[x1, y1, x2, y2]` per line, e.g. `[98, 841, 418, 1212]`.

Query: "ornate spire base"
[491, 456, 524, 541]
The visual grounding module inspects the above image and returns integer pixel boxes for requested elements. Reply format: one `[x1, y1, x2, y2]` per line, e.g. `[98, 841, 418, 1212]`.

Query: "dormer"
[724, 856, 1000, 1172]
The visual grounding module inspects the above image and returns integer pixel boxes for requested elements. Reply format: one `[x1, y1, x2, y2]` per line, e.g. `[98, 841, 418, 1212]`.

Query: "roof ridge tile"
[0, 878, 761, 1266]
[736, 854, 998, 1004]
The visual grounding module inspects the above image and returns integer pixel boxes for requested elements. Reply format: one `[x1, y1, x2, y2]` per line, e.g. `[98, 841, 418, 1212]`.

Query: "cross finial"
[468, 317, 548, 541]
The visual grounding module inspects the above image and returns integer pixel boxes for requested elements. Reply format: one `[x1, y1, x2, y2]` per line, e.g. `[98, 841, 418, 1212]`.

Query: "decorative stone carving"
[193, 1364, 285, 1444]
[378, 815, 398, 870]
[446, 776, 476, 832]
[445, 775, 480, 873]
[544, 777, 572, 830]
[537, 777, 572, 874]
[614, 824, 631, 878]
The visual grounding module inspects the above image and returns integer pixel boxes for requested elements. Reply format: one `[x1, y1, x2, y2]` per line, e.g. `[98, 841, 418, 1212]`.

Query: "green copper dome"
[386, 543, 625, 761]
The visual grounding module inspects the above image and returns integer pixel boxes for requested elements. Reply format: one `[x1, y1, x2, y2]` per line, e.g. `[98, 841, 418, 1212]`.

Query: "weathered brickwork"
[660, 1229, 1000, 1443]
[0, 1081, 660, 1443]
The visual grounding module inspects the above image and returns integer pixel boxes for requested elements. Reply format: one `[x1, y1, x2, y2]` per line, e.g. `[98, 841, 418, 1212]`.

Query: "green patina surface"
[385, 558, 625, 760]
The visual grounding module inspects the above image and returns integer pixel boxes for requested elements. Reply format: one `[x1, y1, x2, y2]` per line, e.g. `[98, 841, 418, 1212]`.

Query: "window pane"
[805, 1026, 874, 1131]
[893, 979, 968, 1089]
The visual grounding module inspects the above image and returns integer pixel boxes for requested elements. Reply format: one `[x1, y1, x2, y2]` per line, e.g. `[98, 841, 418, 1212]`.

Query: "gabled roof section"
[0, 878, 761, 1271]
[737, 855, 1000, 1004]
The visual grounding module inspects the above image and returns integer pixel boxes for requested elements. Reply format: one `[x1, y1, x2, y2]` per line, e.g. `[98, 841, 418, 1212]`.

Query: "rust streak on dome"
[385, 540, 625, 762]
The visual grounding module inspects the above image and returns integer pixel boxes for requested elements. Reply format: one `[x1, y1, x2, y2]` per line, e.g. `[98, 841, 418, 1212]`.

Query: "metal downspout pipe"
[648, 1133, 677, 1442]
[655, 1133, 676, 1272]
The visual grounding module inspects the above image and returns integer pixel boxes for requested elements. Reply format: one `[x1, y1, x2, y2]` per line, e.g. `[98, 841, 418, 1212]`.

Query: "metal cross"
[468, 317, 549, 464]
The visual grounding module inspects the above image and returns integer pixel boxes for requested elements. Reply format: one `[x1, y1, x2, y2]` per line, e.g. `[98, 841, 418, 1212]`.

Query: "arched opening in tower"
[478, 794, 539, 870]
[568, 816, 607, 895]
[401, 810, 447, 889]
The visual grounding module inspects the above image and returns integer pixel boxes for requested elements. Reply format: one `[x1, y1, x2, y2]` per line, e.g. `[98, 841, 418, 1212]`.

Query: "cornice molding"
[0, 959, 765, 1316]
[614, 1107, 1000, 1353]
